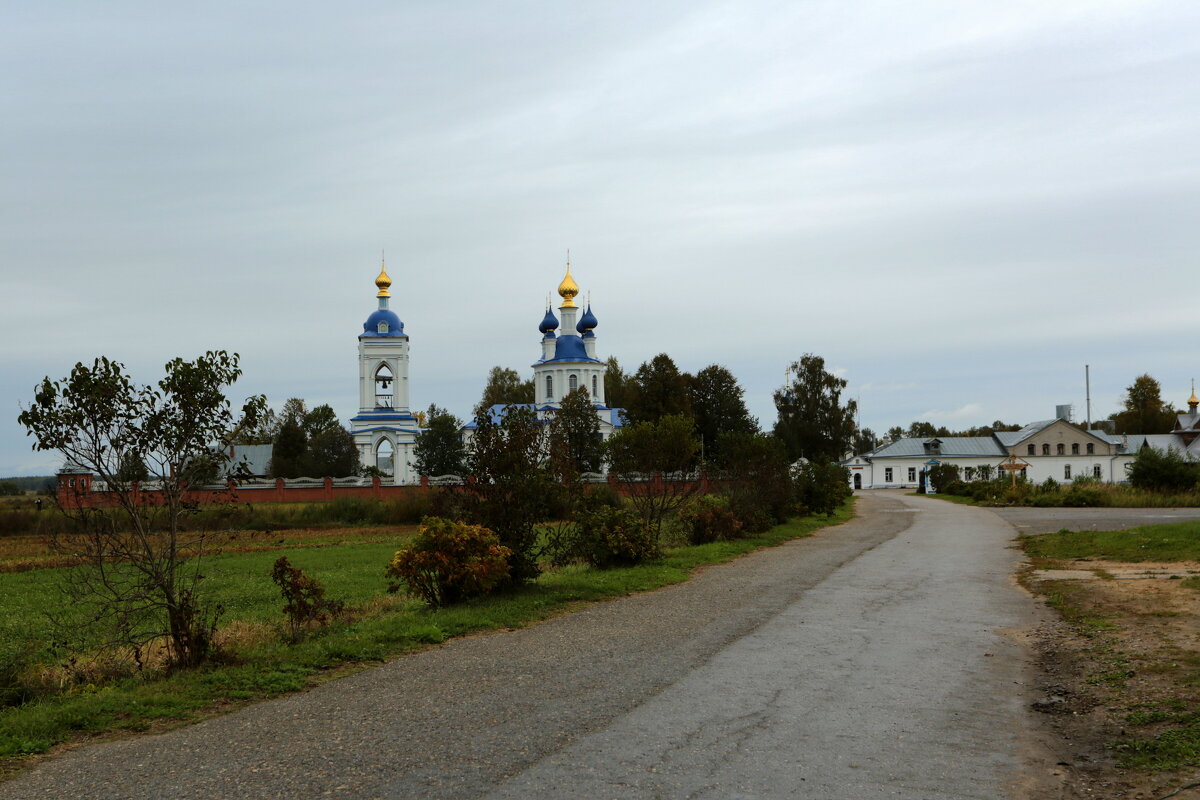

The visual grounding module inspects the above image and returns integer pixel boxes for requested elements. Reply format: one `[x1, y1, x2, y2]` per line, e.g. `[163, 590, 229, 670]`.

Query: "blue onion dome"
[363, 309, 405, 337]
[576, 304, 598, 337]
[539, 307, 559, 335]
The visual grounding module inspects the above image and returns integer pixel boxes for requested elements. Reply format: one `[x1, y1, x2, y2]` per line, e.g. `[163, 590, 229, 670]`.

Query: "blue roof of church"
[361, 309, 406, 337]
[538, 334, 600, 364]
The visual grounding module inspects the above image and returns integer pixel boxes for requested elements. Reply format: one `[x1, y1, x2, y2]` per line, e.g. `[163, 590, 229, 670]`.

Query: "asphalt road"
[990, 506, 1200, 535]
[1, 492, 1042, 799]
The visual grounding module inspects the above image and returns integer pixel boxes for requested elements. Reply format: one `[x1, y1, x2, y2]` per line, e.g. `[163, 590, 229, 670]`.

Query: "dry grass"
[0, 525, 420, 574]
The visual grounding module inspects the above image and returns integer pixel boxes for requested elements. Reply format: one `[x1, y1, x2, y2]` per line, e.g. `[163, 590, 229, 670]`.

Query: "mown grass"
[0, 502, 852, 768]
[1021, 521, 1200, 772]
[1021, 522, 1200, 563]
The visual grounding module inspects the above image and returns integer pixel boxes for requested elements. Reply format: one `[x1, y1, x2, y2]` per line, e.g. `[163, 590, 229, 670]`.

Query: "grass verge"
[0, 502, 852, 774]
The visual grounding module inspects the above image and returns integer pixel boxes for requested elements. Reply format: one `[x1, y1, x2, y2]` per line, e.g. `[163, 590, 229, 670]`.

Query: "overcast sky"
[2, 1, 1197, 476]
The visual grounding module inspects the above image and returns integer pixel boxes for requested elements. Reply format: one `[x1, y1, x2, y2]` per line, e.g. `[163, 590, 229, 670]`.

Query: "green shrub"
[793, 462, 851, 516]
[1062, 484, 1105, 507]
[927, 463, 962, 494]
[583, 484, 622, 510]
[677, 495, 744, 545]
[385, 517, 512, 606]
[570, 505, 658, 568]
[1129, 447, 1200, 493]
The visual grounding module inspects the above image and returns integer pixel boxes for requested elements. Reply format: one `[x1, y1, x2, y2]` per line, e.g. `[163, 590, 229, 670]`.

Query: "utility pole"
[1085, 364, 1092, 430]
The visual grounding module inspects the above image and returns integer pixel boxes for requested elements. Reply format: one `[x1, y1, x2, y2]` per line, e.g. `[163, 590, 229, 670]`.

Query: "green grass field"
[1021, 521, 1200, 563]
[0, 503, 853, 769]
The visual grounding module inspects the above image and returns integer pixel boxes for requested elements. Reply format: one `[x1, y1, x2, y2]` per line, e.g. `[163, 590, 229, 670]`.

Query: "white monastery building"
[846, 392, 1200, 491]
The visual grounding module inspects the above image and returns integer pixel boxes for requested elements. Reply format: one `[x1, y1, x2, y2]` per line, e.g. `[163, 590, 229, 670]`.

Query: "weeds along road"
[1, 492, 1043, 800]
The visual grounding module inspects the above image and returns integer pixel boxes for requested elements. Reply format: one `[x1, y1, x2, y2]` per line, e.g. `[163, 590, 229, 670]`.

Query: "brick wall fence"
[56, 473, 720, 509]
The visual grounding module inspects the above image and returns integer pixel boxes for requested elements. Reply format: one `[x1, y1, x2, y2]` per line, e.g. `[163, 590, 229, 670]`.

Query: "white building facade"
[846, 412, 1137, 491]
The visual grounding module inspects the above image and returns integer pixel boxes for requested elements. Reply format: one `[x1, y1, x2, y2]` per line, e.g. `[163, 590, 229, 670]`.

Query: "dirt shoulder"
[1023, 561, 1200, 799]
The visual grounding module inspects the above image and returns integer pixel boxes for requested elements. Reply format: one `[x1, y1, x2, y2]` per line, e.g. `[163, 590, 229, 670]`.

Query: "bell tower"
[349, 258, 420, 484]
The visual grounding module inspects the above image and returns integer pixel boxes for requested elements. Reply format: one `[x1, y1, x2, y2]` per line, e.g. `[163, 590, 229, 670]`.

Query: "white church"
[352, 260, 625, 484]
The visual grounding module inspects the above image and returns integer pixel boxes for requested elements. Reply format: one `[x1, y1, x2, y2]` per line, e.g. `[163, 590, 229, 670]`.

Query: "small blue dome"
[362, 309, 405, 337]
[576, 304, 598, 334]
[539, 308, 559, 336]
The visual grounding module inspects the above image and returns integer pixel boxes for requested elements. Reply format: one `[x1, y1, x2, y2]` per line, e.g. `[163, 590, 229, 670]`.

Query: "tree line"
[474, 351, 859, 468]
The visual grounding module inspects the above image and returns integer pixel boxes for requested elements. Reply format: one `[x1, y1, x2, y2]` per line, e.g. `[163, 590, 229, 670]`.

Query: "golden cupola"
[375, 259, 392, 298]
[1190, 381, 1198, 411]
[557, 264, 579, 308]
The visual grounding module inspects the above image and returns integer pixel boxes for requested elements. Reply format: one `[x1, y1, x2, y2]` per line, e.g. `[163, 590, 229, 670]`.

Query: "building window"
[545, 375, 553, 400]
[885, 467, 893, 482]
[375, 364, 393, 407]
[907, 467, 916, 482]
[1064, 465, 1071, 480]
[1093, 464, 1102, 479]
[1071, 443, 1079, 455]
[1027, 444, 1035, 456]
[377, 321, 388, 333]
[1086, 443, 1094, 455]
[569, 374, 578, 393]
[592, 375, 598, 397]
[1042, 444, 1050, 455]
[1056, 443, 1065, 455]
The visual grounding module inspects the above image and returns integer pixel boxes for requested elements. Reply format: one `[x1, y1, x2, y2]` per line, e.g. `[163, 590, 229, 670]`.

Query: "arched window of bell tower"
[376, 439, 394, 477]
[375, 364, 394, 408]
[568, 374, 578, 393]
[545, 375, 553, 400]
[592, 375, 597, 397]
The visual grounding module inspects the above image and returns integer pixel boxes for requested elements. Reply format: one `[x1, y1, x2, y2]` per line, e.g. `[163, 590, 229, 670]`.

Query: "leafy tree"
[852, 428, 879, 455]
[477, 366, 534, 412]
[413, 404, 466, 477]
[606, 414, 700, 542]
[116, 451, 150, 483]
[306, 424, 360, 477]
[270, 415, 308, 478]
[885, 426, 905, 443]
[686, 364, 757, 463]
[548, 388, 604, 475]
[233, 406, 278, 445]
[279, 397, 308, 424]
[906, 421, 943, 438]
[773, 354, 857, 463]
[625, 353, 692, 424]
[716, 431, 795, 531]
[0, 481, 21, 497]
[18, 351, 265, 668]
[1110, 374, 1178, 434]
[793, 462, 852, 516]
[604, 356, 632, 410]
[463, 405, 556, 586]
[302, 404, 340, 438]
